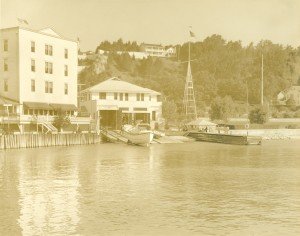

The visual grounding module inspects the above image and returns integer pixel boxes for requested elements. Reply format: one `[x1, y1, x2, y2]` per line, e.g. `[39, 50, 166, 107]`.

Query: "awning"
[23, 102, 53, 110]
[0, 95, 19, 106]
[50, 103, 77, 111]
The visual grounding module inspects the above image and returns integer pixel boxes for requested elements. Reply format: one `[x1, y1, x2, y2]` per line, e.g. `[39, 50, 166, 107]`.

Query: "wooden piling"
[0, 133, 101, 150]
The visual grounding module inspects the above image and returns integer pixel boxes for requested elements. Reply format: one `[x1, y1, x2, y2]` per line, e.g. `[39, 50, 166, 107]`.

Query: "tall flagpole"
[261, 54, 264, 106]
[183, 27, 197, 120]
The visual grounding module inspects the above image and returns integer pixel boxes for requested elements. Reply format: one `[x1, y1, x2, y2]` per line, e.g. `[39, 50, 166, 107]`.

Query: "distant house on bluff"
[277, 86, 300, 106]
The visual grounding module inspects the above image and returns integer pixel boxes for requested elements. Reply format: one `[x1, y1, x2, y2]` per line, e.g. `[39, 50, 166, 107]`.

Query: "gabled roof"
[82, 77, 160, 94]
[280, 85, 300, 94]
[1, 26, 77, 43]
[38, 28, 61, 38]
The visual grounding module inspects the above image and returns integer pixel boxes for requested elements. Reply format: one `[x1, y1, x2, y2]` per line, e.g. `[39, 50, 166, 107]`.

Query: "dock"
[100, 128, 129, 143]
[152, 135, 195, 144]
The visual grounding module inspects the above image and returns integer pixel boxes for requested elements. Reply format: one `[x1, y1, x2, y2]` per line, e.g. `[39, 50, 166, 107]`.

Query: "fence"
[0, 133, 101, 150]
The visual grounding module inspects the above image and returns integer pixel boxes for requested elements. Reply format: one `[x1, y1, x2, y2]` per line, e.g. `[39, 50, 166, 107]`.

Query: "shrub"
[249, 107, 268, 124]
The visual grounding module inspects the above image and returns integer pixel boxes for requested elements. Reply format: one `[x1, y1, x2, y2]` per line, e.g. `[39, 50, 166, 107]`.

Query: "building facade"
[141, 43, 176, 58]
[0, 27, 82, 133]
[80, 77, 162, 130]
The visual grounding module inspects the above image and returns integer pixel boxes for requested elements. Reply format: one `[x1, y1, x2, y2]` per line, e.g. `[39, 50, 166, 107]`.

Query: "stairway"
[38, 122, 58, 134]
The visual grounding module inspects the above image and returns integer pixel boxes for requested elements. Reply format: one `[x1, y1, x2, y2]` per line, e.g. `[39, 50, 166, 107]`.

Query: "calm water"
[0, 140, 300, 235]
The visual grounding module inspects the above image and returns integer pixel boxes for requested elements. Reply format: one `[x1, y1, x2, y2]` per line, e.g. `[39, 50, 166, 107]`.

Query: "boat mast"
[183, 27, 197, 120]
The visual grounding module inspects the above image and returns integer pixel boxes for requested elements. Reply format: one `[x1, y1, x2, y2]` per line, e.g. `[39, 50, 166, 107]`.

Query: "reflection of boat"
[122, 130, 154, 146]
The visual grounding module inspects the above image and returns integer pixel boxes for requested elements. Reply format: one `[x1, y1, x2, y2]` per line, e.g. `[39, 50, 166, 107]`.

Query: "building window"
[3, 40, 8, 51]
[120, 93, 123, 101]
[45, 81, 53, 93]
[125, 93, 128, 101]
[4, 59, 8, 71]
[31, 59, 35, 72]
[157, 95, 161, 102]
[114, 93, 118, 100]
[45, 44, 53, 56]
[45, 62, 53, 74]
[64, 65, 68, 76]
[64, 49, 68, 59]
[136, 93, 144, 101]
[133, 107, 147, 111]
[31, 79, 35, 92]
[152, 111, 156, 121]
[64, 83, 68, 95]
[99, 92, 106, 99]
[4, 80, 8, 92]
[31, 41, 35, 52]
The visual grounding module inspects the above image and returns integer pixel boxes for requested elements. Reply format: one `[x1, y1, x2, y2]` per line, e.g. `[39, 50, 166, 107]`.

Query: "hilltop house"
[141, 43, 176, 58]
[79, 77, 162, 130]
[0, 26, 90, 133]
[277, 86, 300, 106]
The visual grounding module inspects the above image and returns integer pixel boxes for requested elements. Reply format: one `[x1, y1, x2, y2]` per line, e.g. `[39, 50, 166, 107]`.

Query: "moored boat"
[186, 131, 262, 145]
[122, 130, 154, 146]
[122, 124, 154, 146]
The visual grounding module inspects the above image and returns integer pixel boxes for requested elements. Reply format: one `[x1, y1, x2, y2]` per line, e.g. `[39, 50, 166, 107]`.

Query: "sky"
[1, 0, 300, 51]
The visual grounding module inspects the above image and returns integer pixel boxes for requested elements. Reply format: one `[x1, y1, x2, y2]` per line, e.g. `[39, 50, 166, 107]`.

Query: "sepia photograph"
[0, 0, 300, 235]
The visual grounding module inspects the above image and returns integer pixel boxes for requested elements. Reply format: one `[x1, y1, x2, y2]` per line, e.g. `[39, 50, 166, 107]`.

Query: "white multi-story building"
[141, 43, 177, 58]
[80, 77, 162, 130]
[0, 26, 82, 132]
[141, 43, 166, 57]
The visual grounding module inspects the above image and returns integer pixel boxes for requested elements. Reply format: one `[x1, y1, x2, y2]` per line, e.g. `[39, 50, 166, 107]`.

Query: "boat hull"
[187, 132, 262, 145]
[122, 131, 154, 146]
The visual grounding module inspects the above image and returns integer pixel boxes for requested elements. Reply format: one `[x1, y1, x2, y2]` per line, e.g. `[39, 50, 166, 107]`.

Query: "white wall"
[82, 91, 162, 120]
[18, 28, 78, 106]
[0, 27, 20, 101]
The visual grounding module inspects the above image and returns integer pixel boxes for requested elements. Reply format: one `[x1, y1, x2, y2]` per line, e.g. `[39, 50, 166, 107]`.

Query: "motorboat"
[122, 124, 154, 146]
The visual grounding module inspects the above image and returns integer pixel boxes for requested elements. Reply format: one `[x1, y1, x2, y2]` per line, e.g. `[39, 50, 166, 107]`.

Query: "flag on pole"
[189, 30, 195, 37]
[17, 18, 29, 25]
[189, 26, 195, 37]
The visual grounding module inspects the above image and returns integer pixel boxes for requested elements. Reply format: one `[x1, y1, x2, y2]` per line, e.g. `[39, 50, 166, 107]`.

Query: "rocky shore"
[230, 129, 300, 140]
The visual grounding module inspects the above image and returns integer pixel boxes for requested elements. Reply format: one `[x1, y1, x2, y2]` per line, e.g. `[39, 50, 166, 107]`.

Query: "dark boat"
[186, 131, 262, 145]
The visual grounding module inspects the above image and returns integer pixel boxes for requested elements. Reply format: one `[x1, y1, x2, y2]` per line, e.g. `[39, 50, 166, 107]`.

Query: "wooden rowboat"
[122, 130, 154, 146]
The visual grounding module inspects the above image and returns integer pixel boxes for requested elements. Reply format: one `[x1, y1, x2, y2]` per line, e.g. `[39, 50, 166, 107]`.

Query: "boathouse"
[79, 77, 162, 130]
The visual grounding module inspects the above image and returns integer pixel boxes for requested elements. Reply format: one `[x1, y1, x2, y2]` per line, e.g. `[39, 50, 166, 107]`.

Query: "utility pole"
[246, 80, 249, 115]
[261, 54, 264, 106]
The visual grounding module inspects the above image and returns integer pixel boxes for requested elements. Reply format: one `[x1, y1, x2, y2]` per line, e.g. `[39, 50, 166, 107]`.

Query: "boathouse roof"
[82, 77, 161, 94]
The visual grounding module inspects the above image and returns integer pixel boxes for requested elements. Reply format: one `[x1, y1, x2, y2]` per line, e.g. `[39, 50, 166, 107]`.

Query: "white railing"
[1, 115, 91, 124]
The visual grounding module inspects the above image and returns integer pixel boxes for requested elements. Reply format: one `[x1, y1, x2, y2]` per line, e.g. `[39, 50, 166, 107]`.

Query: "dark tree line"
[95, 38, 141, 53]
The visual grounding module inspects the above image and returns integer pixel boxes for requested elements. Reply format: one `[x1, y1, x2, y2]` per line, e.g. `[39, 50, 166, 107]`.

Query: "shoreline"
[230, 129, 300, 140]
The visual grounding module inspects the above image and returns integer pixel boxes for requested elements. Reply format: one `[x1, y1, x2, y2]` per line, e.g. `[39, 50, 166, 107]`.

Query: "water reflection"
[0, 140, 300, 235]
[16, 148, 80, 235]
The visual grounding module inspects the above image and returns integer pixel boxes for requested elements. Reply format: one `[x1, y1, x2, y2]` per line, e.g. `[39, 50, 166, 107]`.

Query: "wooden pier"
[0, 133, 101, 150]
[100, 128, 129, 143]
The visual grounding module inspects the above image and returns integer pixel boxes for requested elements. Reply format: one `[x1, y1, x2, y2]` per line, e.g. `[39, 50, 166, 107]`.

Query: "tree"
[162, 100, 177, 123]
[52, 109, 71, 132]
[209, 96, 235, 121]
[248, 107, 268, 124]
